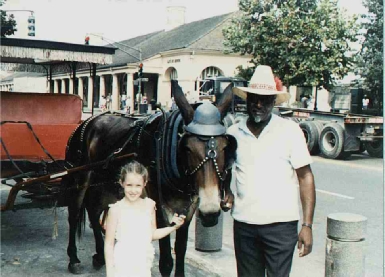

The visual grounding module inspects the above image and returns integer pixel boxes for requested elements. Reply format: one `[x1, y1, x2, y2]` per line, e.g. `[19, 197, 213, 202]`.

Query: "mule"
[62, 82, 236, 276]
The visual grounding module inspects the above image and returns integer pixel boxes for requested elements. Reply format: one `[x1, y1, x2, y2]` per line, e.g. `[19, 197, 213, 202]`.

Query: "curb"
[184, 244, 237, 277]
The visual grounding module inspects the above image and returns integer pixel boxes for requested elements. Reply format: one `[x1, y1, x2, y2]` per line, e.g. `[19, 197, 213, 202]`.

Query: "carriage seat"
[1, 92, 83, 161]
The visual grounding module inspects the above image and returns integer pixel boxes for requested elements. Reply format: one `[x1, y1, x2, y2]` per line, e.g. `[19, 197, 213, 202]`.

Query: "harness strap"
[103, 124, 140, 169]
[155, 110, 175, 227]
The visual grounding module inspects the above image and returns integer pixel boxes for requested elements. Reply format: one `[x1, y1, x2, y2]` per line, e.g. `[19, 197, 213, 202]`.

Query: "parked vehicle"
[195, 77, 383, 159]
[276, 107, 383, 159]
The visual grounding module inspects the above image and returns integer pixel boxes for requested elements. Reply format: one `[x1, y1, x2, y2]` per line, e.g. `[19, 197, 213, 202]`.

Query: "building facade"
[48, 10, 252, 112]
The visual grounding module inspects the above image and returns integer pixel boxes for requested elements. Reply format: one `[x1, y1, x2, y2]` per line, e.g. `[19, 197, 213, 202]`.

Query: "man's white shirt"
[227, 114, 313, 225]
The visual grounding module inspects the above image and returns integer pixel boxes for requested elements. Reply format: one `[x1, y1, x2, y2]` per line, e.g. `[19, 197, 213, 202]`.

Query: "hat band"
[249, 83, 276, 90]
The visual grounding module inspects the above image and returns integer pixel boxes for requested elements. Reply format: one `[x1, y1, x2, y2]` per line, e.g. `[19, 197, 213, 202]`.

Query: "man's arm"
[296, 164, 316, 257]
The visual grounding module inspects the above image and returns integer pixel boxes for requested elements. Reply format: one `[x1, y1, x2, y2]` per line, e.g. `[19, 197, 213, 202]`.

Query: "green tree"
[235, 65, 255, 81]
[223, 0, 359, 91]
[1, 0, 17, 37]
[356, 0, 383, 108]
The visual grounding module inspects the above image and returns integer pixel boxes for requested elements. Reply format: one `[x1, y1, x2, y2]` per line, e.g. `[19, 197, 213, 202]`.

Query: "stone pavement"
[1, 183, 327, 277]
[182, 211, 326, 277]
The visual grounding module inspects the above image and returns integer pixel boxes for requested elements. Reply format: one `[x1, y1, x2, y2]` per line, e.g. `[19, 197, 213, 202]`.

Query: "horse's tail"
[76, 202, 86, 239]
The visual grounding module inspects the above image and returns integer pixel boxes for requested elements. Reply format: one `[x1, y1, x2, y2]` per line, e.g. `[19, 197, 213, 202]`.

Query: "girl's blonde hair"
[119, 160, 149, 184]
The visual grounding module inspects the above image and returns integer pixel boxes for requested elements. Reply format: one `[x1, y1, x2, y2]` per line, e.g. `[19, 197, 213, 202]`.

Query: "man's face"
[247, 93, 276, 123]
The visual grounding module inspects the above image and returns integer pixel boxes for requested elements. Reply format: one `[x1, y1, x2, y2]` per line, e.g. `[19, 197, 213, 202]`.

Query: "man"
[226, 65, 316, 277]
[121, 93, 127, 110]
[362, 95, 369, 110]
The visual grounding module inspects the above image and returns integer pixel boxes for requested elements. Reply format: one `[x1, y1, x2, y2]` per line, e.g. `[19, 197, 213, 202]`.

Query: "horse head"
[173, 81, 237, 227]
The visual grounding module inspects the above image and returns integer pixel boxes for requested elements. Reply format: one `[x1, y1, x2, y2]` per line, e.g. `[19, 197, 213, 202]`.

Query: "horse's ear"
[172, 80, 194, 125]
[217, 83, 233, 120]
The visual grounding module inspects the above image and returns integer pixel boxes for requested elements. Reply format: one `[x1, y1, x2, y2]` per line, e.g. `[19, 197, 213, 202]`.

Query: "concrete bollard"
[195, 210, 223, 252]
[325, 213, 367, 277]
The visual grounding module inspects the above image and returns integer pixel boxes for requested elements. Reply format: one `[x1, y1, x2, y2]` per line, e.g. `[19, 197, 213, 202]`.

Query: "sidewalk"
[177, 212, 325, 277]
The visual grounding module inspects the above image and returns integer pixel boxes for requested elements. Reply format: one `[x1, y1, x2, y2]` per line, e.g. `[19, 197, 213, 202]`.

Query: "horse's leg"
[67, 172, 92, 274]
[85, 199, 106, 270]
[67, 198, 81, 274]
[67, 194, 84, 274]
[174, 223, 190, 277]
[159, 235, 173, 277]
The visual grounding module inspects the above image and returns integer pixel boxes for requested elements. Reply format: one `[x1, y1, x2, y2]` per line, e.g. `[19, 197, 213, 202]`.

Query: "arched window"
[199, 66, 223, 80]
[170, 68, 178, 80]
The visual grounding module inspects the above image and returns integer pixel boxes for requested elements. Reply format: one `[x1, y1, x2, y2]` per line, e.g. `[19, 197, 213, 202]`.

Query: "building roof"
[1, 37, 117, 65]
[100, 12, 236, 68]
[1, 72, 45, 82]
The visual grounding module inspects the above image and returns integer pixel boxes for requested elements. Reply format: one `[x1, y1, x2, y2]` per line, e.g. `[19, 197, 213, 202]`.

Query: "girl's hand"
[171, 213, 186, 229]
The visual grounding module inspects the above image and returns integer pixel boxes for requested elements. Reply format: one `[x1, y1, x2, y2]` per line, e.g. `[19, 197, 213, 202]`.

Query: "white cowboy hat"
[232, 65, 290, 105]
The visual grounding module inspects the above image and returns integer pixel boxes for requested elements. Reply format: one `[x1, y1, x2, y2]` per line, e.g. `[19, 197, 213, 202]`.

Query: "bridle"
[184, 136, 227, 182]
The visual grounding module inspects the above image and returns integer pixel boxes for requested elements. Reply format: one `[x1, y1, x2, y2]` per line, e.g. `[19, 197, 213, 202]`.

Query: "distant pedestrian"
[143, 93, 148, 104]
[100, 95, 107, 112]
[300, 94, 308, 108]
[362, 95, 369, 110]
[150, 98, 157, 110]
[121, 94, 127, 110]
[106, 94, 112, 111]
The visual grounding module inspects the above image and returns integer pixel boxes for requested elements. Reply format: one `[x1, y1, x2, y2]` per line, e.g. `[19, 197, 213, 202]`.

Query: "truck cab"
[196, 76, 248, 114]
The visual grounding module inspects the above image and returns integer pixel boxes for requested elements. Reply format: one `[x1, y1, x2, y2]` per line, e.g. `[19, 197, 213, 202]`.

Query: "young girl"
[104, 160, 185, 277]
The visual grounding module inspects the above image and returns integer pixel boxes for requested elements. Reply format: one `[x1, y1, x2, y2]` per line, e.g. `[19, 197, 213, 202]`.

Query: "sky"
[2, 0, 366, 45]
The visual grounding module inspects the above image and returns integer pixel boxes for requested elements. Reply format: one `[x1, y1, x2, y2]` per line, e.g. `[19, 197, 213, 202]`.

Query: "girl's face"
[120, 173, 146, 202]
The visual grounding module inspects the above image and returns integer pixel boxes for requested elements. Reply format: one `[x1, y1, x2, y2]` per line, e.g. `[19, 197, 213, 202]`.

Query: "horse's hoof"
[92, 254, 105, 270]
[68, 262, 83, 275]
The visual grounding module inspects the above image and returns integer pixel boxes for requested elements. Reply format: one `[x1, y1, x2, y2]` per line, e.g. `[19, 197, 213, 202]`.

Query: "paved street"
[1, 152, 383, 276]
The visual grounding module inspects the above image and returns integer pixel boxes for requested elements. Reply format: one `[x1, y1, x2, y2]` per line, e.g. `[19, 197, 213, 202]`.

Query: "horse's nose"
[198, 210, 220, 227]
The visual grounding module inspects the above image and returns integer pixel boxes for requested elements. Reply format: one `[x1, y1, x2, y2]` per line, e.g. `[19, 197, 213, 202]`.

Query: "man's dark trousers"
[234, 220, 298, 277]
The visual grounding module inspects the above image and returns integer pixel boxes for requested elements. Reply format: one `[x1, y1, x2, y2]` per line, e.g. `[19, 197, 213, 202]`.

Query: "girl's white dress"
[110, 198, 155, 277]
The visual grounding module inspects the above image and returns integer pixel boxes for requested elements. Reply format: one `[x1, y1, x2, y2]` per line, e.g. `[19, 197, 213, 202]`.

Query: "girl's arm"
[151, 208, 185, 241]
[104, 207, 119, 277]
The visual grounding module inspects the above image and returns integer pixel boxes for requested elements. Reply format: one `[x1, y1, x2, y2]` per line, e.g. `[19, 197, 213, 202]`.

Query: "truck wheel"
[313, 121, 324, 137]
[312, 121, 324, 154]
[319, 123, 351, 159]
[364, 140, 383, 158]
[299, 121, 320, 155]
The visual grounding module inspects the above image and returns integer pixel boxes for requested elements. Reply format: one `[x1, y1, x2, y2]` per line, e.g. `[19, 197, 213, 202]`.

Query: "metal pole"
[91, 63, 97, 116]
[195, 210, 224, 252]
[314, 86, 318, 111]
[137, 48, 142, 113]
[325, 213, 367, 276]
[72, 62, 77, 95]
[49, 65, 53, 93]
[138, 79, 141, 113]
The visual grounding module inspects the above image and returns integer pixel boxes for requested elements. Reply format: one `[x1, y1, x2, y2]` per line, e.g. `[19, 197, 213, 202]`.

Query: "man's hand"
[220, 190, 234, 212]
[298, 226, 313, 257]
